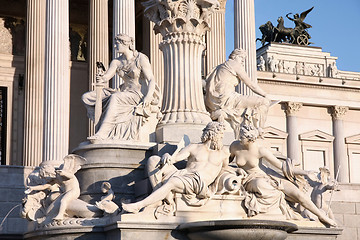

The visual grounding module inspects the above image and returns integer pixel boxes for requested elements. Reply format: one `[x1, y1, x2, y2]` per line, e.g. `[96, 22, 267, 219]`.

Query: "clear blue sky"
[225, 0, 360, 72]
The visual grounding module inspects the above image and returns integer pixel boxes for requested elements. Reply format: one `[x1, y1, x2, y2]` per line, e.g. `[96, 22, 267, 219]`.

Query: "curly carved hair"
[115, 33, 135, 51]
[201, 121, 225, 143]
[239, 124, 259, 142]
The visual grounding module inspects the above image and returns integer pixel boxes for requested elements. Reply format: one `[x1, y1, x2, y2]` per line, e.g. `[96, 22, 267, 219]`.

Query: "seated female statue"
[82, 33, 160, 141]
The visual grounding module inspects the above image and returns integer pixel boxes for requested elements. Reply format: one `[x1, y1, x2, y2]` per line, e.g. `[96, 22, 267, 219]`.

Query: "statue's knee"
[147, 155, 161, 169]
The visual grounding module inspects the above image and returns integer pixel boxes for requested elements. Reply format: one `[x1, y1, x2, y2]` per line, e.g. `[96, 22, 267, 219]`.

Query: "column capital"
[284, 102, 302, 116]
[330, 105, 348, 120]
[144, 0, 219, 37]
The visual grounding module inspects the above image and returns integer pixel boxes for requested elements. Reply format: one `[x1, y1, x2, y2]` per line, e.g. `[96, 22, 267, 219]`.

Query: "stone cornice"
[258, 78, 360, 93]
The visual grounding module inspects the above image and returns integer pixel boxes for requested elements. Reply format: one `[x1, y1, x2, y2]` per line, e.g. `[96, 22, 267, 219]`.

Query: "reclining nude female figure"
[230, 124, 337, 227]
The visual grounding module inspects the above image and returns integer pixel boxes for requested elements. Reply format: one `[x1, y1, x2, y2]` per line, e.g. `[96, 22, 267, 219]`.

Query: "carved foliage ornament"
[142, 0, 220, 36]
[330, 106, 348, 120]
[284, 102, 302, 116]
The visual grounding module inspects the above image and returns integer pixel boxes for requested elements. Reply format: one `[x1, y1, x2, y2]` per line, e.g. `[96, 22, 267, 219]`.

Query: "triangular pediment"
[263, 126, 288, 139]
[299, 130, 334, 142]
[345, 134, 360, 145]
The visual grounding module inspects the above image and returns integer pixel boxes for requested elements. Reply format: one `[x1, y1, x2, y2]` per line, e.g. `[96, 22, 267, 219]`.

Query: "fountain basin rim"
[178, 219, 298, 233]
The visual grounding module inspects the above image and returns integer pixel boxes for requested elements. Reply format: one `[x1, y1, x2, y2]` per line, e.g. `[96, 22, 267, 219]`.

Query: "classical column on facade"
[284, 102, 302, 166]
[88, 0, 109, 134]
[23, 0, 46, 166]
[150, 21, 165, 94]
[144, 2, 217, 130]
[330, 105, 349, 182]
[43, 0, 70, 161]
[234, 0, 257, 95]
[88, 0, 109, 90]
[205, 0, 227, 75]
[112, 0, 135, 88]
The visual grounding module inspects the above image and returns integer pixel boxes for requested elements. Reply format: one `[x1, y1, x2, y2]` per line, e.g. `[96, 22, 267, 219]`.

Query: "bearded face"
[201, 129, 224, 150]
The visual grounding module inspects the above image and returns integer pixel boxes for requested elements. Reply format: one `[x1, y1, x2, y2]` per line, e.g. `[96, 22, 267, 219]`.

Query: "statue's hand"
[55, 169, 64, 176]
[160, 153, 172, 167]
[143, 95, 152, 107]
[24, 187, 32, 194]
[96, 74, 106, 83]
[306, 170, 318, 181]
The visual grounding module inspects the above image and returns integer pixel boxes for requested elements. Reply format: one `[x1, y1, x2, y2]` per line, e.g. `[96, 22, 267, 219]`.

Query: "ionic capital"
[330, 106, 348, 120]
[284, 102, 302, 116]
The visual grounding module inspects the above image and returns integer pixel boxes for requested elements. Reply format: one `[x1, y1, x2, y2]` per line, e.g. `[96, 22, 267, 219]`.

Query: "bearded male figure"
[122, 122, 229, 213]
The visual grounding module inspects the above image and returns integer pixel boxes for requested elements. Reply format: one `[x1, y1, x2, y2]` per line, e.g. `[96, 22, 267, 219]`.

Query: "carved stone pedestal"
[72, 142, 156, 205]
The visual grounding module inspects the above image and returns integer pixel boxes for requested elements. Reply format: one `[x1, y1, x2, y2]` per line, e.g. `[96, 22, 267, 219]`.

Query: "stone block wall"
[0, 166, 33, 238]
[332, 183, 360, 240]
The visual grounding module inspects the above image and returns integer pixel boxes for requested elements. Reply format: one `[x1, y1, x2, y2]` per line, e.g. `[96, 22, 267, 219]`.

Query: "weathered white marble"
[205, 48, 270, 138]
[22, 155, 103, 224]
[112, 0, 135, 88]
[82, 34, 161, 142]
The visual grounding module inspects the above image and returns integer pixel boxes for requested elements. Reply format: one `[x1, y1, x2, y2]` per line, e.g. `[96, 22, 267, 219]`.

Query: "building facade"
[0, 0, 359, 239]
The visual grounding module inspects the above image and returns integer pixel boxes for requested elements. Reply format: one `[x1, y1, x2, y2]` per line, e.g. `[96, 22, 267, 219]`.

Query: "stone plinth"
[256, 43, 337, 78]
[72, 142, 156, 204]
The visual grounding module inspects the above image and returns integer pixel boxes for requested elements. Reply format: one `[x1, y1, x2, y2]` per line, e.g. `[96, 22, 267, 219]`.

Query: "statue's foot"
[319, 215, 337, 227]
[122, 202, 141, 214]
[87, 135, 101, 141]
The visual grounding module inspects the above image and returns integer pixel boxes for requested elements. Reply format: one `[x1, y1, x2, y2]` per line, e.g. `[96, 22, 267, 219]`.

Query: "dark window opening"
[0, 87, 7, 165]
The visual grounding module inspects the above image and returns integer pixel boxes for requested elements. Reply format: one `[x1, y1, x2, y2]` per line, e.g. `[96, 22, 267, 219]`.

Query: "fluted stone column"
[112, 0, 135, 88]
[144, 2, 219, 142]
[150, 21, 165, 94]
[88, 0, 109, 135]
[330, 106, 349, 182]
[23, 0, 46, 166]
[234, 0, 257, 95]
[205, 1, 226, 74]
[284, 102, 302, 166]
[89, 0, 109, 90]
[43, 0, 70, 161]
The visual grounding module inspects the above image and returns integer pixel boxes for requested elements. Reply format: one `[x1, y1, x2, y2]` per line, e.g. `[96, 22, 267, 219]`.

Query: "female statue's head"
[229, 48, 247, 66]
[239, 124, 259, 144]
[114, 33, 135, 53]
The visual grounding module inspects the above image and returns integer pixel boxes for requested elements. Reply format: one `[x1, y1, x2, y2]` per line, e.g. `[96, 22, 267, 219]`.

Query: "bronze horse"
[274, 16, 296, 43]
